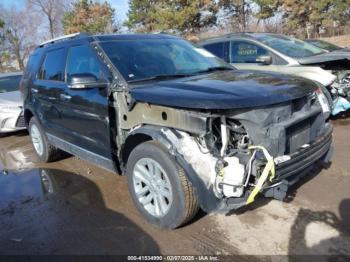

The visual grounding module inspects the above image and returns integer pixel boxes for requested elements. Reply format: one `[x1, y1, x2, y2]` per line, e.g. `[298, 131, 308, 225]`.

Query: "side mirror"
[68, 73, 108, 89]
[256, 55, 272, 65]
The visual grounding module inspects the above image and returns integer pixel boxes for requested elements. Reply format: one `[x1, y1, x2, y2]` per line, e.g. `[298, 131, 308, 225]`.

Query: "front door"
[57, 44, 112, 158]
[230, 40, 272, 70]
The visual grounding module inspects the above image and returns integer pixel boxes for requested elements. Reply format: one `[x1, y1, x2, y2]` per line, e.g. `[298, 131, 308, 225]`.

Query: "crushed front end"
[115, 86, 333, 213]
[158, 93, 333, 212]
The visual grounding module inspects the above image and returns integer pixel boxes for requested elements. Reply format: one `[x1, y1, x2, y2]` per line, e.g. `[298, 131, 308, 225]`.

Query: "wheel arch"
[121, 132, 153, 166]
[120, 125, 220, 213]
[120, 125, 171, 168]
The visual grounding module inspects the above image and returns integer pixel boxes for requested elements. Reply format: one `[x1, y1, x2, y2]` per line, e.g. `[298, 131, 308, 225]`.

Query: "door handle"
[31, 88, 38, 93]
[60, 94, 72, 100]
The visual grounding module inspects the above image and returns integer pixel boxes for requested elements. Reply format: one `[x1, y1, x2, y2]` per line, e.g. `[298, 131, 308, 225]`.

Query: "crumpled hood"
[298, 51, 350, 66]
[129, 70, 318, 109]
[0, 91, 22, 107]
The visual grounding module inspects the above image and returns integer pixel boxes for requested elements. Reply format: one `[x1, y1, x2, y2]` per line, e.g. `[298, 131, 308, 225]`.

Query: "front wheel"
[126, 141, 199, 229]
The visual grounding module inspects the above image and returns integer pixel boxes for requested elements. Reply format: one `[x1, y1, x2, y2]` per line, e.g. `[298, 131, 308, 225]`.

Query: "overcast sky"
[1, 0, 130, 21]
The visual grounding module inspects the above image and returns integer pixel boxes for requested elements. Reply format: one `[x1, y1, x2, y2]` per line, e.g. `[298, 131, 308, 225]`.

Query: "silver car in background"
[0, 72, 25, 135]
[199, 33, 350, 115]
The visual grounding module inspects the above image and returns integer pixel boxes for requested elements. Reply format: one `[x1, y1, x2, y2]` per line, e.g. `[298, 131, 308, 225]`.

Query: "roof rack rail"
[39, 32, 90, 47]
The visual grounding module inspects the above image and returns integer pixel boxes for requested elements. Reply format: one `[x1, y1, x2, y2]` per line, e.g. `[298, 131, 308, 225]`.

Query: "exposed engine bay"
[113, 89, 333, 212]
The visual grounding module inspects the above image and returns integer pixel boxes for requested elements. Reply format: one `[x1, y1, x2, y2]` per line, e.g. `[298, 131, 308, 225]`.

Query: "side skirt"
[47, 133, 116, 173]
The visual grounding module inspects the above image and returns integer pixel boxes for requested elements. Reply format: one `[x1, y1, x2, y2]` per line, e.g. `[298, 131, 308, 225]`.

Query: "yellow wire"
[246, 146, 275, 204]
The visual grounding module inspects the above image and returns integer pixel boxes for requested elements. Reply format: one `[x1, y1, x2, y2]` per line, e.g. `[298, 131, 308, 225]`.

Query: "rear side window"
[231, 41, 268, 63]
[66, 45, 104, 82]
[0, 75, 22, 93]
[38, 48, 65, 81]
[203, 42, 225, 59]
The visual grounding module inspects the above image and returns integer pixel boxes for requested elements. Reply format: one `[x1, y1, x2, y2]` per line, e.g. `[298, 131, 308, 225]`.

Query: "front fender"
[125, 125, 223, 213]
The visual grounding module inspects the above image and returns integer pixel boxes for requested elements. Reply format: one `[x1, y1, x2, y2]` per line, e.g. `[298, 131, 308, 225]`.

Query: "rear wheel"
[126, 141, 199, 229]
[29, 117, 63, 162]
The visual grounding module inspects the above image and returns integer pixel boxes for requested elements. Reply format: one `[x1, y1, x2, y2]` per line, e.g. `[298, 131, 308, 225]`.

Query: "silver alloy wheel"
[132, 158, 173, 218]
[30, 124, 44, 156]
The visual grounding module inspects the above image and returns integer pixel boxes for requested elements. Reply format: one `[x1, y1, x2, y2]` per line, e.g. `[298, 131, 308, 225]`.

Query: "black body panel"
[130, 70, 318, 109]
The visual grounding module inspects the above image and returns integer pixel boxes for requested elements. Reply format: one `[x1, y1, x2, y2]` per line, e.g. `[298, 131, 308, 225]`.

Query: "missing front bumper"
[216, 125, 333, 212]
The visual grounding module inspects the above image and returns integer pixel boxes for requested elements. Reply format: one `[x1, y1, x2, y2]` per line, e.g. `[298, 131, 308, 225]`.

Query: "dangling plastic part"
[246, 145, 275, 204]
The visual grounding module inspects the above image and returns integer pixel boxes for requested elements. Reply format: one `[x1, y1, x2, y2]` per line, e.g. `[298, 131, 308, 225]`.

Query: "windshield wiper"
[128, 73, 194, 83]
[128, 67, 233, 83]
[192, 66, 234, 75]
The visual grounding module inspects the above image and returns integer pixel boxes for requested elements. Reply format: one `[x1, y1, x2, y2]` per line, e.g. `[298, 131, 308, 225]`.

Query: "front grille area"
[291, 96, 308, 114]
[276, 124, 332, 180]
[285, 116, 316, 154]
[227, 93, 326, 157]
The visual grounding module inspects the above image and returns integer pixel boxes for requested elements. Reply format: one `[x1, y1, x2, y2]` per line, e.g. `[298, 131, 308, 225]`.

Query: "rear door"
[201, 42, 229, 61]
[57, 44, 112, 158]
[32, 47, 67, 137]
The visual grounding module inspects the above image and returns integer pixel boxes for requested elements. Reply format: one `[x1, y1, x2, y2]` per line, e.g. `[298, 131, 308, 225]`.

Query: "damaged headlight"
[315, 88, 330, 117]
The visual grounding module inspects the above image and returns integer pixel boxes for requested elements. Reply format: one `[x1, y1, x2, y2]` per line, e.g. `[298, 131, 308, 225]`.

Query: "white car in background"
[0, 72, 26, 135]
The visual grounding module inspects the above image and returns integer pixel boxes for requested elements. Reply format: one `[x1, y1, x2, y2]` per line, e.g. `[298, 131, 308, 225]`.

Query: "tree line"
[126, 0, 350, 38]
[1, 0, 350, 72]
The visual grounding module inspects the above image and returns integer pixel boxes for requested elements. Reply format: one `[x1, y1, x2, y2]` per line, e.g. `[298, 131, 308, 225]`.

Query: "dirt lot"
[0, 117, 349, 257]
[323, 34, 350, 47]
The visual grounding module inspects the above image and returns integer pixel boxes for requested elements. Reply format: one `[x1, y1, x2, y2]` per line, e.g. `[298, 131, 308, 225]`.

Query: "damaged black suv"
[21, 33, 333, 229]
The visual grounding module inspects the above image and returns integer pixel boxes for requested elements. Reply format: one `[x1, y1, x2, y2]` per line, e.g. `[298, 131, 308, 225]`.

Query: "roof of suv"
[37, 33, 180, 49]
[95, 33, 179, 41]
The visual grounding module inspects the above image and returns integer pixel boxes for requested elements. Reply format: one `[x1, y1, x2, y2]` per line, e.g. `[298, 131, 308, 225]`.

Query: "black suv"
[21, 33, 333, 229]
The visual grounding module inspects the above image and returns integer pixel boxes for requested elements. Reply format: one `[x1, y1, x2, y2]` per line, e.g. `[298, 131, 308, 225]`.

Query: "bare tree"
[27, 0, 72, 39]
[0, 6, 41, 70]
[219, 0, 252, 32]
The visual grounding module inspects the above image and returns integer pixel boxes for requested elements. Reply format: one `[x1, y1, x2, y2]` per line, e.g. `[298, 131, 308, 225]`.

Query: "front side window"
[231, 41, 268, 63]
[38, 48, 65, 81]
[66, 45, 104, 82]
[99, 38, 231, 82]
[0, 75, 22, 93]
[203, 42, 225, 59]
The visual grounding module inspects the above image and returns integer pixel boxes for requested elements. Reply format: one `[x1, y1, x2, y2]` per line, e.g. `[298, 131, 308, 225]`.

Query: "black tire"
[126, 141, 199, 229]
[28, 117, 63, 162]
